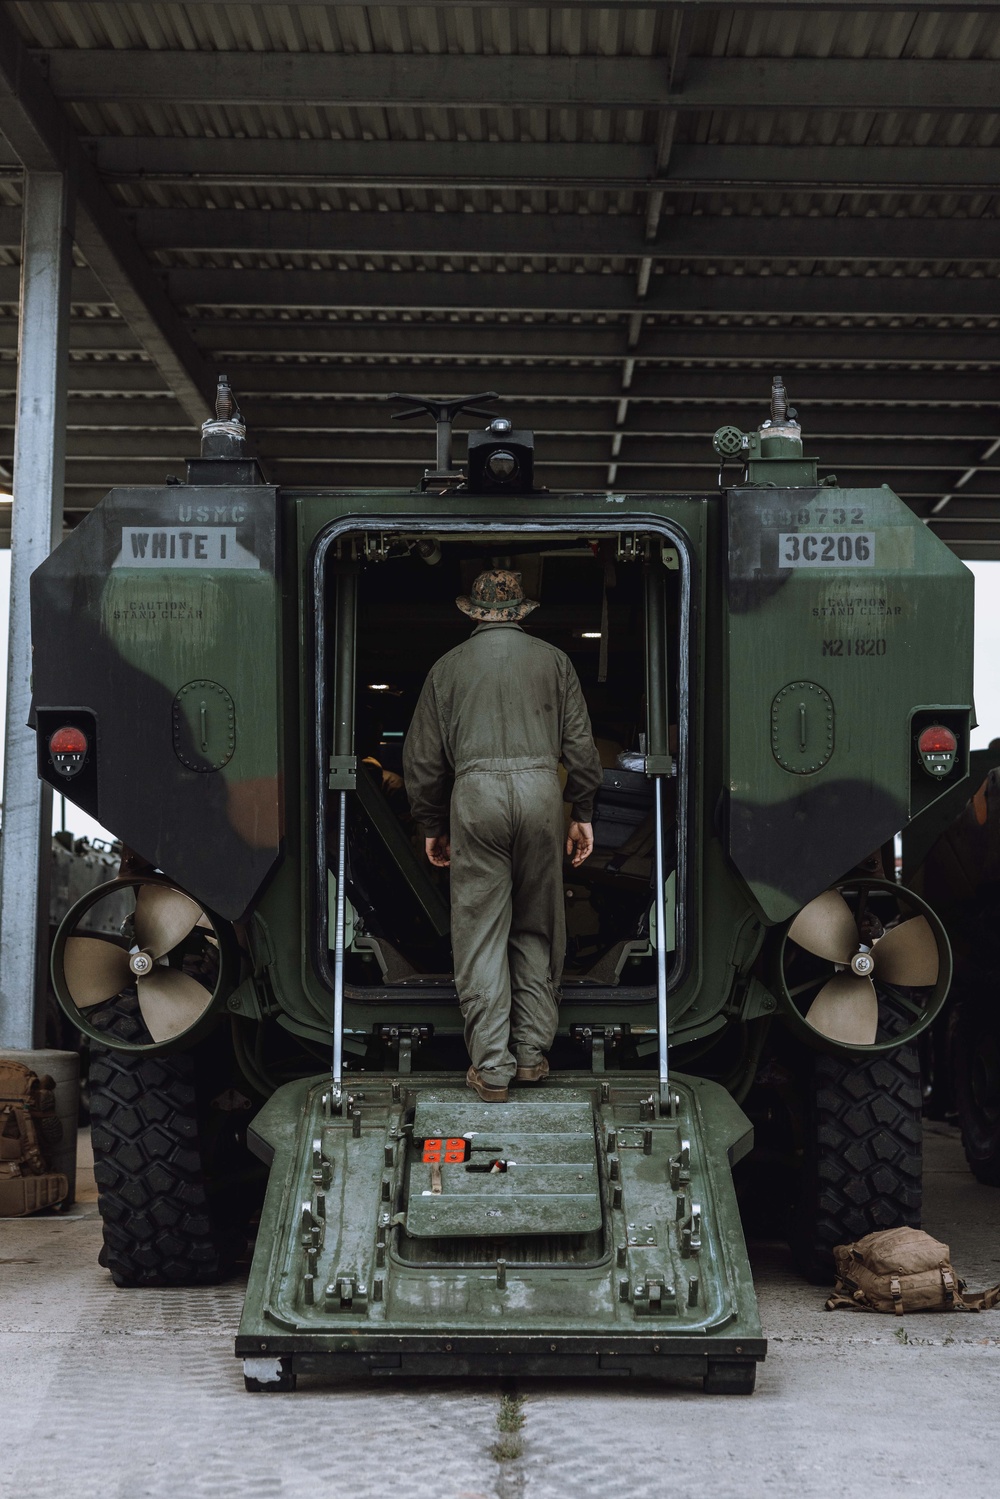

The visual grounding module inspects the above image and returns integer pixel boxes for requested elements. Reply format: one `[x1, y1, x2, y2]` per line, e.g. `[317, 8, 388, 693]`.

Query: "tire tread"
[89, 1047, 238, 1287]
[791, 1046, 922, 1283]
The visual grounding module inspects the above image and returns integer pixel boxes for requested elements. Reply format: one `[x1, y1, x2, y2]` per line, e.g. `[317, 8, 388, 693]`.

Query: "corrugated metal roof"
[1, 2, 998, 552]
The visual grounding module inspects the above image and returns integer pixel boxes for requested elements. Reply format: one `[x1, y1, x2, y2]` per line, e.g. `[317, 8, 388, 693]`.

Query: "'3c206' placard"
[778, 532, 875, 568]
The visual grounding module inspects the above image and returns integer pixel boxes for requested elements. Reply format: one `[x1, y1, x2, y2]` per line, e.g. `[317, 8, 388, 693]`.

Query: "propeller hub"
[850, 950, 875, 978]
[129, 950, 154, 978]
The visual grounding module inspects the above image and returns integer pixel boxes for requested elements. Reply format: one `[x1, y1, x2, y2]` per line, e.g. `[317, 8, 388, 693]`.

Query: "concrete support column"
[0, 171, 74, 1048]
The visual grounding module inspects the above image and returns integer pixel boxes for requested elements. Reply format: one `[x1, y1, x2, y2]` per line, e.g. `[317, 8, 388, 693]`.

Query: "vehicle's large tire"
[89, 1036, 264, 1287]
[952, 989, 1000, 1186]
[789, 1047, 923, 1283]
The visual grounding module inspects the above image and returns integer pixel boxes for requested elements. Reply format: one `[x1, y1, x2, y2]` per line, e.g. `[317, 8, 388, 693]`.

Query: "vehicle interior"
[316, 526, 687, 1014]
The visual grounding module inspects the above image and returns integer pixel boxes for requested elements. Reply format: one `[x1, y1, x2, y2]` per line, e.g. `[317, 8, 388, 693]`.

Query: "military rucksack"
[0, 1059, 69, 1216]
[825, 1226, 1000, 1315]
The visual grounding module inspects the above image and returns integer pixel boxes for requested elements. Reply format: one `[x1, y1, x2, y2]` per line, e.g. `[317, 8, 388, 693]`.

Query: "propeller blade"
[63, 936, 132, 1008]
[873, 916, 940, 987]
[805, 973, 879, 1046]
[136, 967, 212, 1044]
[788, 890, 859, 966]
[134, 886, 204, 960]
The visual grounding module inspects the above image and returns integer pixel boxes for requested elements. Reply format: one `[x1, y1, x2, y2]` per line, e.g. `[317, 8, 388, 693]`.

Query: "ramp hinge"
[377, 1023, 433, 1074]
[570, 1023, 626, 1074]
[324, 1275, 369, 1314]
[681, 1202, 702, 1260]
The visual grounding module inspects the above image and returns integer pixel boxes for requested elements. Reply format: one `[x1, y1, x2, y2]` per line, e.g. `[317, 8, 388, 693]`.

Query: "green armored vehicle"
[33, 377, 972, 1393]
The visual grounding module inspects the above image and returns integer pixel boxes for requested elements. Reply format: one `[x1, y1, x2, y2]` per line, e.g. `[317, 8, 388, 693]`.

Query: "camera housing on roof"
[467, 417, 536, 494]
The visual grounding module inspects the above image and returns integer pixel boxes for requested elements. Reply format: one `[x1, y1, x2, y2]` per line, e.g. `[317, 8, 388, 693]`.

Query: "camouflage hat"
[456, 568, 539, 623]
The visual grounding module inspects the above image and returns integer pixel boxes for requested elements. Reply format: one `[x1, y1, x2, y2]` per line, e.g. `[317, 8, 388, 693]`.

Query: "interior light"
[580, 632, 602, 639]
[368, 683, 391, 692]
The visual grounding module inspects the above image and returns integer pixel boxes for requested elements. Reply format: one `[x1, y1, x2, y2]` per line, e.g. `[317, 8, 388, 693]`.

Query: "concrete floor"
[1, 1120, 998, 1499]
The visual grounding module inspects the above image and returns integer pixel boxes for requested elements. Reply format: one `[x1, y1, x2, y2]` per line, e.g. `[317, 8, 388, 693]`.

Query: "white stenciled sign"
[778, 532, 876, 568]
[114, 526, 260, 570]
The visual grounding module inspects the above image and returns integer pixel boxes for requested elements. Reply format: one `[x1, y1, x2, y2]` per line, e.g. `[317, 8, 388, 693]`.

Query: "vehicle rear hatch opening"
[313, 526, 691, 1057]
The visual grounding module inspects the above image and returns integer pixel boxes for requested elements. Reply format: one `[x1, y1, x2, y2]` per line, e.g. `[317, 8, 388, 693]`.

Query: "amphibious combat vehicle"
[33, 377, 973, 1393]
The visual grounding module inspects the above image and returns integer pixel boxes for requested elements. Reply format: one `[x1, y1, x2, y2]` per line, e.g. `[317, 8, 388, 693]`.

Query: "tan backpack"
[826, 1226, 1000, 1315]
[0, 1059, 69, 1216]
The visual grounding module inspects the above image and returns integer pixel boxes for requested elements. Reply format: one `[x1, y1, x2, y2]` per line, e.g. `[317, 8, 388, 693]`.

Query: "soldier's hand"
[425, 834, 451, 868]
[566, 821, 594, 867]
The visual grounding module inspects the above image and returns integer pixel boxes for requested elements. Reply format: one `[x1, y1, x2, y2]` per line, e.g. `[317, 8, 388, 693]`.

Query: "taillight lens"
[49, 726, 88, 757]
[916, 723, 958, 779]
[48, 725, 88, 778]
[917, 725, 957, 757]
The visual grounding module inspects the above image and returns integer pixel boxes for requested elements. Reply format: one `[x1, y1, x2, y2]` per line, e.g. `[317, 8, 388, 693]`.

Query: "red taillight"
[49, 726, 88, 756]
[917, 725, 957, 757]
[48, 725, 88, 779]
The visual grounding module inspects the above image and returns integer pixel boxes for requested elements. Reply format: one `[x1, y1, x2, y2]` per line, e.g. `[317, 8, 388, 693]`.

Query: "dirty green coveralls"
[403, 623, 603, 1086]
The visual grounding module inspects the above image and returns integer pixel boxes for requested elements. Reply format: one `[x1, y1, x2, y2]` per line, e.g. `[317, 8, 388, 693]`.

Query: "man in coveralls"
[403, 569, 603, 1102]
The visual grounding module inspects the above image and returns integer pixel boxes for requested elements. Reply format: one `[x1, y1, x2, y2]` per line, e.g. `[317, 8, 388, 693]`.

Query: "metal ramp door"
[404, 1095, 602, 1239]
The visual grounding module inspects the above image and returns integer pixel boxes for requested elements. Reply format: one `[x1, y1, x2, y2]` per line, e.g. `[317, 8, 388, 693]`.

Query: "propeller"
[787, 888, 940, 1046]
[63, 884, 214, 1045]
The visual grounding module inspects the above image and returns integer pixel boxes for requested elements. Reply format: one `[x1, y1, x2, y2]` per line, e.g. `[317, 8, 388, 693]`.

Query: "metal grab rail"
[331, 563, 357, 1111]
[644, 555, 673, 1111]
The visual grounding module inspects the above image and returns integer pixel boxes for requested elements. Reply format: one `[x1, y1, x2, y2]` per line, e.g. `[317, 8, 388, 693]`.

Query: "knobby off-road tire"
[952, 990, 1000, 1186]
[790, 1047, 923, 1283]
[89, 1041, 262, 1287]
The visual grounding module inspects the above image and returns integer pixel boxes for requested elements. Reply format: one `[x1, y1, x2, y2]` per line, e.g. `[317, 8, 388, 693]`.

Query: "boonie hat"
[456, 568, 539, 623]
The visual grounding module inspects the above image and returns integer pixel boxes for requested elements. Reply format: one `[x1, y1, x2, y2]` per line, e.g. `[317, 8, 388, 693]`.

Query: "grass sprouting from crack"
[491, 1437, 524, 1463]
[497, 1395, 525, 1434]
[490, 1394, 525, 1462]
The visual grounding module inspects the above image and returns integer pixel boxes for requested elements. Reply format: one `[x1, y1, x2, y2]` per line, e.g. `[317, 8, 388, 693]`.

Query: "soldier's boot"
[515, 1057, 550, 1083]
[466, 1066, 509, 1103]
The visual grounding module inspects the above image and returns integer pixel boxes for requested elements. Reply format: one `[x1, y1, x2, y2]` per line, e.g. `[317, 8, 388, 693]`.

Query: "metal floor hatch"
[404, 1096, 602, 1239]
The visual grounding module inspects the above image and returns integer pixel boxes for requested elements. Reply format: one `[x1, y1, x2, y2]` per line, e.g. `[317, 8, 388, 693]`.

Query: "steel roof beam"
[83, 137, 656, 188]
[41, 53, 1000, 112]
[125, 208, 1000, 263]
[10, 202, 1000, 265]
[671, 144, 1000, 192]
[76, 137, 1000, 193]
[4, 360, 998, 405]
[0, 9, 211, 425]
[42, 2, 1000, 9]
[6, 263, 1000, 323]
[6, 317, 1000, 368]
[41, 52, 1000, 112]
[185, 324, 1000, 367]
[161, 268, 1000, 319]
[2, 362, 996, 406]
[0, 397, 191, 428]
